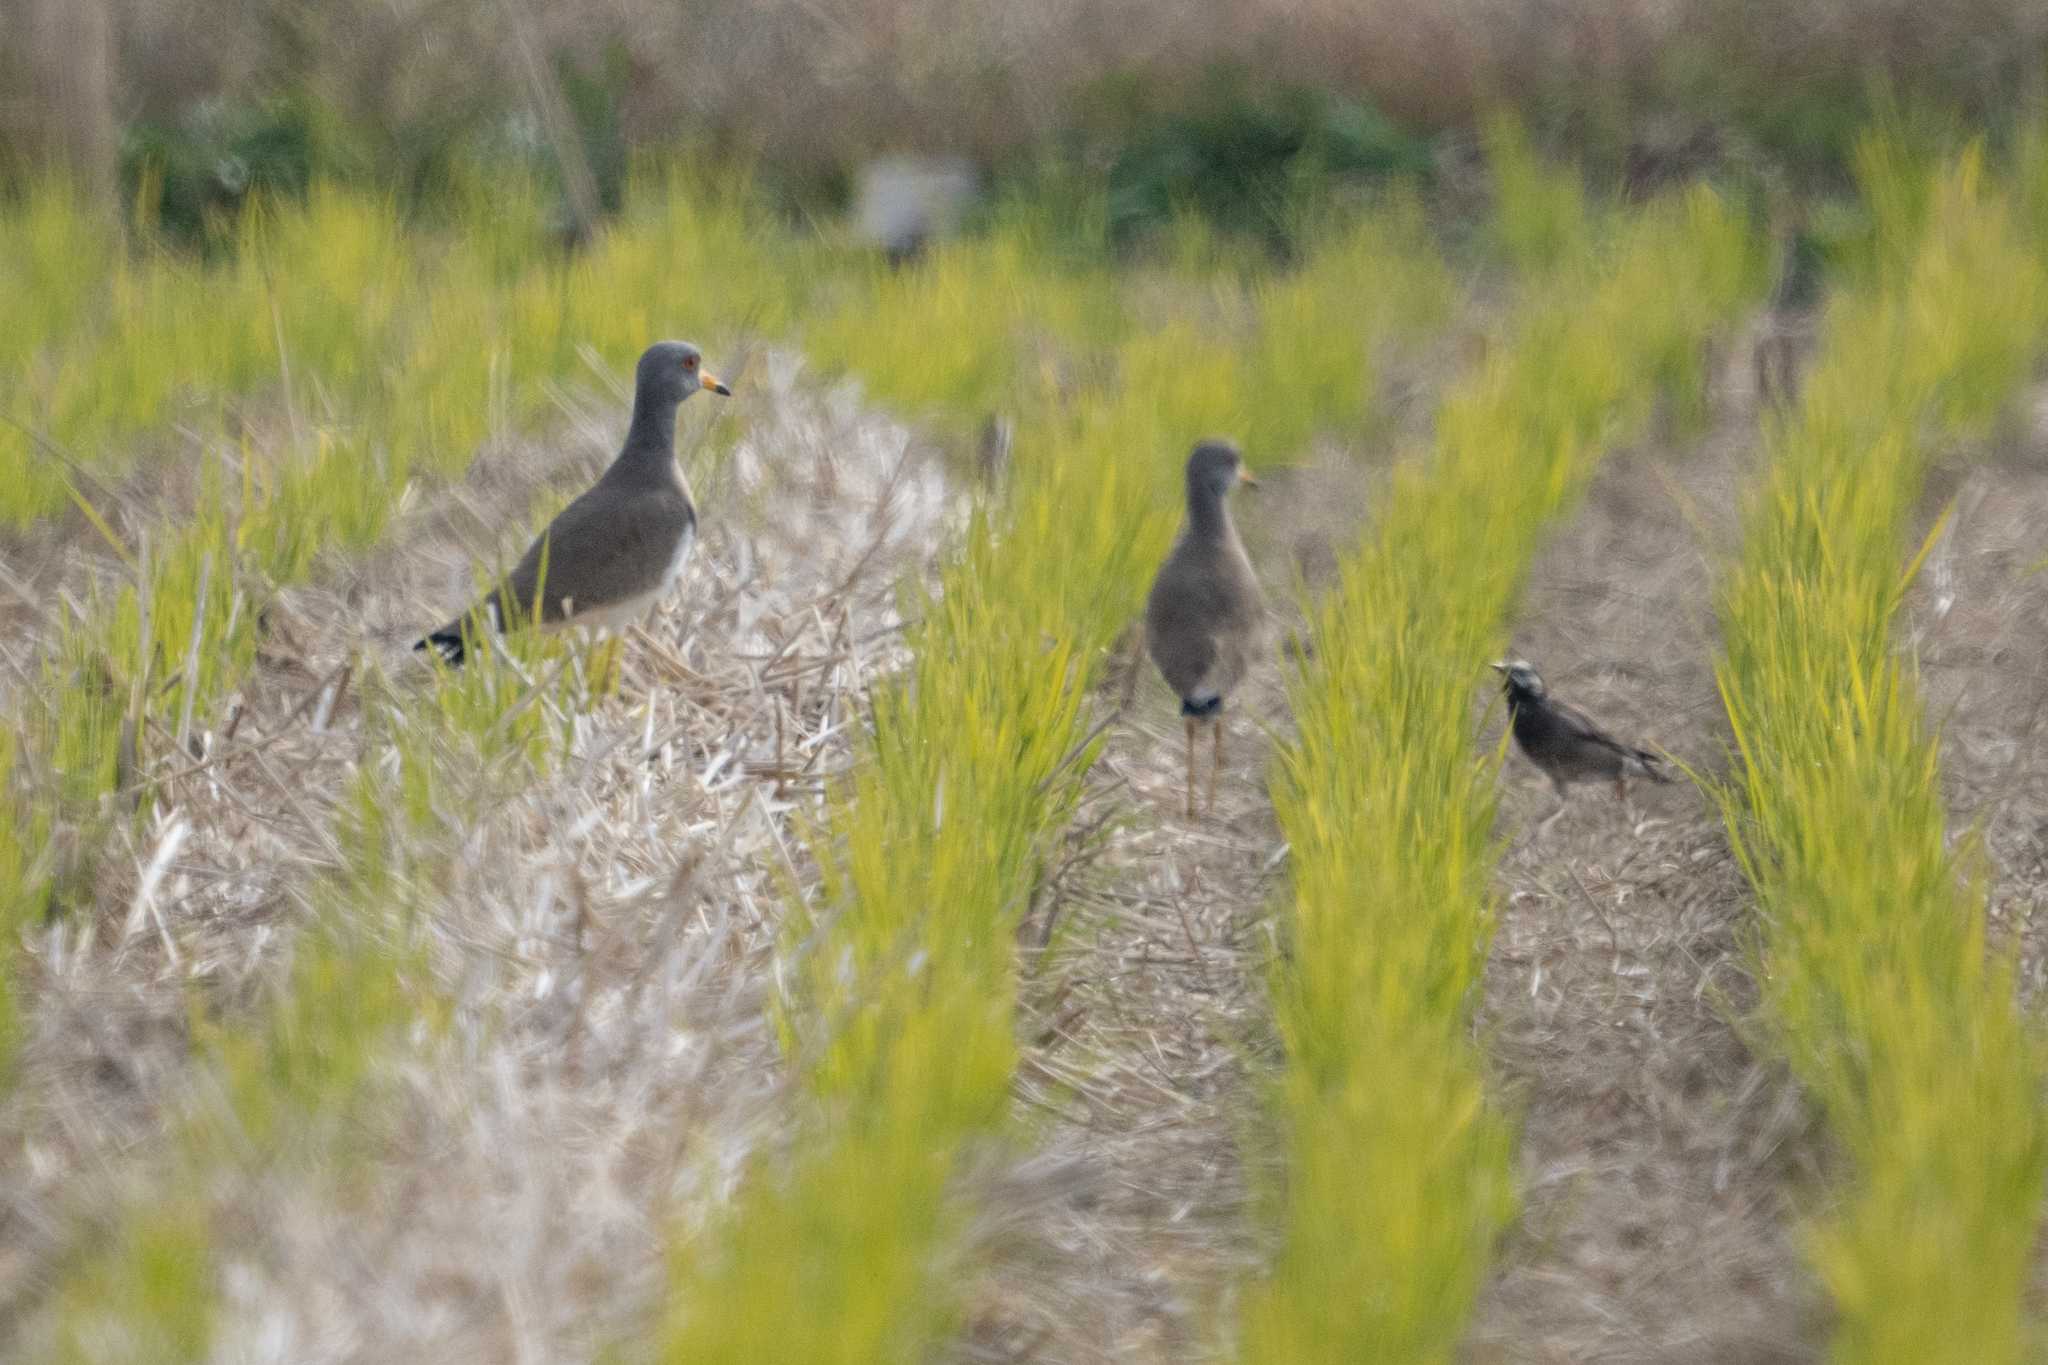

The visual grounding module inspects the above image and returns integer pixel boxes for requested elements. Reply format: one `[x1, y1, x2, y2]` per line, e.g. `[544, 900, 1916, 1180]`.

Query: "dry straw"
[1712, 138, 2048, 1363]
[656, 202, 1450, 1359]
[1243, 121, 1762, 1362]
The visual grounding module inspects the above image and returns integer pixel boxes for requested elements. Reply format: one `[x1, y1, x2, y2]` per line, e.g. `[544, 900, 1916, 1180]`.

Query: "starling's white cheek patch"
[1500, 657, 1674, 840]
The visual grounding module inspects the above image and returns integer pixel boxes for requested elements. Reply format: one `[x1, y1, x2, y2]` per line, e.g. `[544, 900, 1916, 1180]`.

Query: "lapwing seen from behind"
[416, 340, 730, 665]
[1146, 440, 1264, 820]
[1493, 658, 1671, 836]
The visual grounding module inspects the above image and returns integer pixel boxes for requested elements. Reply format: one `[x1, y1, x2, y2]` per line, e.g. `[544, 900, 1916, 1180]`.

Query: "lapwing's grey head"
[1491, 658, 1546, 699]
[1186, 439, 1258, 500]
[636, 340, 732, 409]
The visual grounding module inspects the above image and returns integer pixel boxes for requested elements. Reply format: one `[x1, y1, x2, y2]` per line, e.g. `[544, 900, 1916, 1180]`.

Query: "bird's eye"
[683, 354, 698, 370]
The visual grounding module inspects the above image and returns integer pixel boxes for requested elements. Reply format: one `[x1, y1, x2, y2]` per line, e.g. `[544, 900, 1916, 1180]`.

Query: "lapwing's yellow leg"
[590, 635, 625, 700]
[1184, 715, 1198, 821]
[1208, 716, 1223, 817]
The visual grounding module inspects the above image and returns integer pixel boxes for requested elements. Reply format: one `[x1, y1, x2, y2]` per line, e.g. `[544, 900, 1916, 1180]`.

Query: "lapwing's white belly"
[659, 521, 696, 594]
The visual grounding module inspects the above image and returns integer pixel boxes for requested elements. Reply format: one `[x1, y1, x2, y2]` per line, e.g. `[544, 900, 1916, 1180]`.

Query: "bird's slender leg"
[592, 634, 625, 699]
[1184, 715, 1198, 821]
[1536, 779, 1570, 839]
[1616, 775, 1642, 830]
[1207, 715, 1224, 817]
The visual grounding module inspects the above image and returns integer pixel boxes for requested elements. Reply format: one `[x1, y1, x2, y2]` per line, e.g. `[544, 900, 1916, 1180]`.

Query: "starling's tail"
[415, 628, 466, 666]
[1631, 749, 1674, 783]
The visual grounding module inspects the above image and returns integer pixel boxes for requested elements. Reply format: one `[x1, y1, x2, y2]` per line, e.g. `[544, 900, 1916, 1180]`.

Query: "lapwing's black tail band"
[1180, 696, 1224, 718]
[416, 630, 467, 666]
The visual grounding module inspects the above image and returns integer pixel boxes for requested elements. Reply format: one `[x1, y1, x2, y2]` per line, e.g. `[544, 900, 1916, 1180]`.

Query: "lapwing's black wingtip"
[416, 631, 466, 666]
[1180, 696, 1225, 718]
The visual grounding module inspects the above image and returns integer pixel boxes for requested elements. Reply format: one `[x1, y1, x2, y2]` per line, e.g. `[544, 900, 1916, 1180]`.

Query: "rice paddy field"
[7, 117, 2048, 1363]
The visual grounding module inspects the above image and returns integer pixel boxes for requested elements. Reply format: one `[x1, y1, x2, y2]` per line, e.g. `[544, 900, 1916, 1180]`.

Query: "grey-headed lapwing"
[1146, 440, 1264, 819]
[417, 340, 729, 665]
[1493, 659, 1671, 835]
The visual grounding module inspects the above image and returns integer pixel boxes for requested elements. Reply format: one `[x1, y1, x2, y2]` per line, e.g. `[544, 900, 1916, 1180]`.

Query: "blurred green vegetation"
[120, 93, 352, 248]
[11, 14, 2048, 1342]
[658, 191, 1452, 1363]
[0, 168, 789, 1110]
[1089, 69, 1435, 251]
[12, 0, 2048, 253]
[7, 0, 2044, 260]
[1712, 142, 2048, 1364]
[1244, 129, 1764, 1364]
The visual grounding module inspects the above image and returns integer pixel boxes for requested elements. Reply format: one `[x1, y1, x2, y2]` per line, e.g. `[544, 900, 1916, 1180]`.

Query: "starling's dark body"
[417, 341, 728, 665]
[1495, 660, 1669, 828]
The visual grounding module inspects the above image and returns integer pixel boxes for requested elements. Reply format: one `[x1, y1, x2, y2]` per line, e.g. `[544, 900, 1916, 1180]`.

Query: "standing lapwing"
[1493, 659, 1671, 835]
[416, 340, 730, 665]
[1146, 440, 1264, 820]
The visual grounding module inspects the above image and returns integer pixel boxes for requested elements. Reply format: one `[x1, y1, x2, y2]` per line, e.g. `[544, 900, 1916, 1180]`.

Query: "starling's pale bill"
[1493, 658, 1671, 835]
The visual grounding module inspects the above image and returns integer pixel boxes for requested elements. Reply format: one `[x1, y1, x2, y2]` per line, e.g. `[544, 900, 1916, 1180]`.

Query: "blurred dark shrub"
[6, 0, 2044, 254]
[1095, 71, 1433, 252]
[112, 25, 635, 248]
[121, 93, 358, 245]
[557, 45, 630, 218]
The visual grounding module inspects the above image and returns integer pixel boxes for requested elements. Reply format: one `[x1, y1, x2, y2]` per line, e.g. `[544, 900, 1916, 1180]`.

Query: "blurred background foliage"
[3, 0, 2046, 258]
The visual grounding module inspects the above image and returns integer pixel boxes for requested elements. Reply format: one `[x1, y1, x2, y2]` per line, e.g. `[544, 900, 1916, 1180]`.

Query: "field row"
[1713, 147, 2048, 1362]
[5, 128, 2048, 1359]
[656, 198, 1451, 1358]
[2, 178, 1108, 1353]
[1249, 170, 1759, 1361]
[0, 174, 807, 1103]
[0, 162, 1444, 1356]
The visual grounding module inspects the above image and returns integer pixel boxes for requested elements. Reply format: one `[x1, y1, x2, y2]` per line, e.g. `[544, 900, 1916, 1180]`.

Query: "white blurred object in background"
[853, 155, 979, 266]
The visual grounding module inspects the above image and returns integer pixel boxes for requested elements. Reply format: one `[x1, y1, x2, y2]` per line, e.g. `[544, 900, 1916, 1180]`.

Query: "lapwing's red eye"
[684, 354, 698, 369]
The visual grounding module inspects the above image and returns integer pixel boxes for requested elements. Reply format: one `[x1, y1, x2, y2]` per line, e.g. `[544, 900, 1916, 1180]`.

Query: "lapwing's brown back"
[417, 339, 726, 664]
[495, 465, 696, 627]
[1146, 520, 1263, 711]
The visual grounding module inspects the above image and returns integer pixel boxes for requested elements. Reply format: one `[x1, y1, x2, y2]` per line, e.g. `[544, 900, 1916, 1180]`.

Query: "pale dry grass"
[0, 350, 963, 1360]
[949, 459, 1347, 1365]
[0, 387, 348, 724]
[1910, 412, 2048, 991]
[945, 325, 1459, 1363]
[1465, 327, 1826, 1362]
[1900, 394, 2048, 1316]
[11, 304, 2048, 1362]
